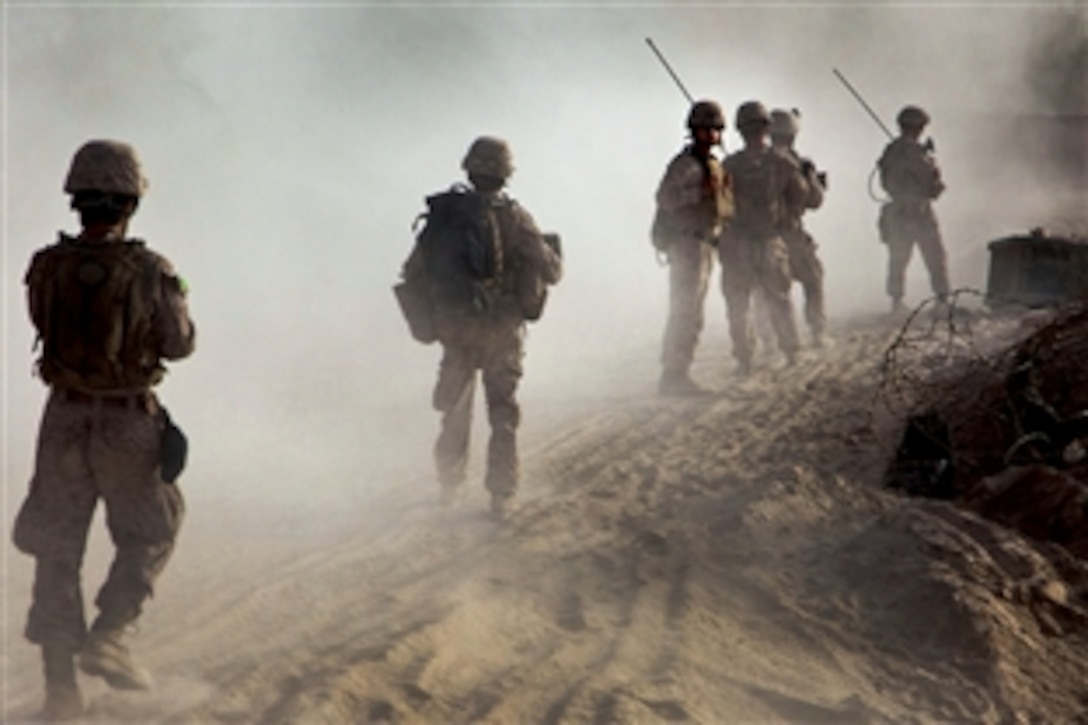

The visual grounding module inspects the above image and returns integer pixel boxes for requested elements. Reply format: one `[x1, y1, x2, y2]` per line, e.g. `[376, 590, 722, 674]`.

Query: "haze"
[3, 0, 1085, 678]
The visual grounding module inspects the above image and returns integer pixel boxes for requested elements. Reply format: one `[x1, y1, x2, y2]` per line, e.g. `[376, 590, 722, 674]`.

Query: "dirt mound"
[4, 321, 1088, 722]
[883, 302, 1088, 564]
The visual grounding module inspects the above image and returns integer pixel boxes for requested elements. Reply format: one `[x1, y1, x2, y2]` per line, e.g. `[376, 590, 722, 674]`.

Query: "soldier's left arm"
[924, 150, 946, 199]
[782, 156, 811, 211]
[800, 156, 825, 210]
[514, 205, 563, 285]
[151, 254, 196, 361]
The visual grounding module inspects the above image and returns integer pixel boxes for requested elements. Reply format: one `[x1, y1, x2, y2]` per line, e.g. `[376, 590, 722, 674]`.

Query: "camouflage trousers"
[13, 390, 184, 651]
[879, 201, 950, 300]
[784, 228, 825, 334]
[753, 228, 826, 341]
[719, 230, 799, 364]
[660, 236, 715, 374]
[432, 315, 524, 497]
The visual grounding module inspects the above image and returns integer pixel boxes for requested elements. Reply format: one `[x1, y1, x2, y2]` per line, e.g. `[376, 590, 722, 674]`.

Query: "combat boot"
[489, 492, 512, 521]
[658, 369, 709, 397]
[40, 645, 84, 721]
[80, 623, 153, 691]
[736, 357, 753, 378]
[932, 295, 951, 320]
[890, 297, 908, 317]
[438, 483, 462, 506]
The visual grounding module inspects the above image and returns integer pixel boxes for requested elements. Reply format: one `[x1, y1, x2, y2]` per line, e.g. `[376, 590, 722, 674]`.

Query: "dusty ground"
[4, 314, 1088, 723]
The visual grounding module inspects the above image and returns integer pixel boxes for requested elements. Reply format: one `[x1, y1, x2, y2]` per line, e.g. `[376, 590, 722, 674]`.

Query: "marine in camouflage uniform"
[13, 140, 195, 720]
[401, 137, 562, 518]
[652, 100, 733, 396]
[877, 105, 949, 315]
[770, 108, 827, 347]
[720, 101, 809, 375]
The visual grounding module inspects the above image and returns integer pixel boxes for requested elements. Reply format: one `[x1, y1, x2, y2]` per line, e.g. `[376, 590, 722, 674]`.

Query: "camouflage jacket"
[25, 233, 195, 391]
[653, 146, 732, 245]
[878, 136, 945, 202]
[722, 146, 810, 238]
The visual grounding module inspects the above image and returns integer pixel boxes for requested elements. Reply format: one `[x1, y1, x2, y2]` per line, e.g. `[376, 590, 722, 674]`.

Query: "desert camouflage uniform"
[14, 236, 195, 652]
[776, 146, 826, 337]
[720, 146, 808, 366]
[403, 196, 562, 499]
[877, 136, 949, 303]
[654, 148, 731, 376]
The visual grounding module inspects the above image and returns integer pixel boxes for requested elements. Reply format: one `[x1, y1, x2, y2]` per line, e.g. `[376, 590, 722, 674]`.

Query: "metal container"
[986, 230, 1088, 308]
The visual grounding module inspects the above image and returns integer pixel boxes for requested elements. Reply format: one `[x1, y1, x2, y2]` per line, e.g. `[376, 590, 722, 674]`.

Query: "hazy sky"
[2, 2, 1085, 521]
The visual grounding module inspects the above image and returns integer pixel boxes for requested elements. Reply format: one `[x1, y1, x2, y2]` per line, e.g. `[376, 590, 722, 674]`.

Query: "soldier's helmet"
[896, 105, 930, 128]
[64, 140, 148, 197]
[735, 101, 772, 130]
[462, 136, 515, 179]
[770, 108, 801, 138]
[687, 100, 726, 131]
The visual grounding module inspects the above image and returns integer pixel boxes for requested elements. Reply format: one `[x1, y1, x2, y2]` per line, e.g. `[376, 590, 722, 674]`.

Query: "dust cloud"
[2, 0, 1082, 630]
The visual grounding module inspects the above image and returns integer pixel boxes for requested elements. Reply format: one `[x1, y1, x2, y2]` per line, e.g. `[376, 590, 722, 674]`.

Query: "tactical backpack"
[28, 235, 161, 389]
[395, 184, 503, 342]
[418, 184, 502, 312]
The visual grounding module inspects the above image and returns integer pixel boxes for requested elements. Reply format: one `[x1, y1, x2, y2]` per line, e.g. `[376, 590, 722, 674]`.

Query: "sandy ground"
[4, 314, 1088, 723]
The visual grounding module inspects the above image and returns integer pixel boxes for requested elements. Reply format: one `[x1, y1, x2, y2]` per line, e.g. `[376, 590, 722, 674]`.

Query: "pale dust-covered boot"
[79, 621, 153, 691]
[40, 645, 84, 721]
[658, 368, 710, 397]
[488, 491, 515, 521]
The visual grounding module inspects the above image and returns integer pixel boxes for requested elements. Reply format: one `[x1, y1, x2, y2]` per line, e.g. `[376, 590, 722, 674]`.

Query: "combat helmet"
[462, 136, 515, 179]
[735, 101, 771, 130]
[687, 100, 726, 131]
[896, 105, 930, 128]
[770, 108, 801, 138]
[64, 140, 148, 197]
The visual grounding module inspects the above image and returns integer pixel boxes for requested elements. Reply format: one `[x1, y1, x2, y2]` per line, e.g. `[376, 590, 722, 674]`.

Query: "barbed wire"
[874, 289, 1088, 479]
[875, 288, 1020, 418]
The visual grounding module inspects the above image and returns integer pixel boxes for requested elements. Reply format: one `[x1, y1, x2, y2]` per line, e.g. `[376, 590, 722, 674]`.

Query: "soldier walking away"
[720, 101, 809, 376]
[399, 136, 562, 520]
[770, 108, 828, 348]
[651, 99, 733, 396]
[13, 140, 196, 720]
[877, 105, 950, 316]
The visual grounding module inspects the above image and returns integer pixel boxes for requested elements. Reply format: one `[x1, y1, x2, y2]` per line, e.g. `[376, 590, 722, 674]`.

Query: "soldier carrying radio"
[877, 105, 950, 315]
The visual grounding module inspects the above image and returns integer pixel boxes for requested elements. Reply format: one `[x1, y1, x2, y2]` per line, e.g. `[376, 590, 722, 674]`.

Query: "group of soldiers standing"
[13, 102, 947, 717]
[654, 98, 948, 395]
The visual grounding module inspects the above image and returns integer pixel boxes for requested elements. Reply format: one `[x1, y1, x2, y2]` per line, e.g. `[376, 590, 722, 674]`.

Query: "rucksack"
[29, 235, 158, 389]
[415, 184, 503, 315]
